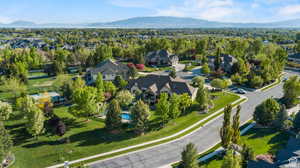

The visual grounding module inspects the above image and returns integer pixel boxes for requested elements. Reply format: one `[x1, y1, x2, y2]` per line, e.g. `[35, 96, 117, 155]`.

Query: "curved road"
[89, 71, 297, 168]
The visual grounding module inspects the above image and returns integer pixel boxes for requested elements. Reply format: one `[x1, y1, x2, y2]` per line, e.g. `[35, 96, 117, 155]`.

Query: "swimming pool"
[121, 113, 132, 120]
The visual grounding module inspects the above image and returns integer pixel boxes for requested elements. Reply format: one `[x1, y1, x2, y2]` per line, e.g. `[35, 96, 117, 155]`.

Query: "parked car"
[236, 88, 247, 94]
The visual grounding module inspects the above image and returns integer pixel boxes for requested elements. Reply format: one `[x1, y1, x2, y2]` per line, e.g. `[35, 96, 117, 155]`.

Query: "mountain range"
[1, 16, 300, 28]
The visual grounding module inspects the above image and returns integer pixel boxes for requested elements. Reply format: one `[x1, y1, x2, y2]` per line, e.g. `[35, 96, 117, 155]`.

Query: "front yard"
[5, 91, 239, 168]
[201, 128, 290, 168]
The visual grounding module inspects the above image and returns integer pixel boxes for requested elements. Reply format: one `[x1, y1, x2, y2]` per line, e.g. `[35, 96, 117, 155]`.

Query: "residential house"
[126, 75, 197, 104]
[208, 54, 237, 73]
[30, 92, 65, 106]
[146, 49, 179, 66]
[85, 59, 129, 85]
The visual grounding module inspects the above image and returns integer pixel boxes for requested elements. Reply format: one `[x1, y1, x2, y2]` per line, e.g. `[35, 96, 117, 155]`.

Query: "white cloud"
[279, 5, 300, 16]
[0, 16, 13, 24]
[108, 0, 160, 8]
[156, 0, 238, 21]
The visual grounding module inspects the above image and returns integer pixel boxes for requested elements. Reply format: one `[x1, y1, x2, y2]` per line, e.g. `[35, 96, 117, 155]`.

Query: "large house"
[127, 75, 197, 104]
[208, 54, 237, 73]
[146, 49, 179, 66]
[85, 59, 129, 85]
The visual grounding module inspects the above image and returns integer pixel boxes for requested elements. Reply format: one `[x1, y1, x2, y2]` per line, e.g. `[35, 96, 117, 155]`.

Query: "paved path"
[89, 71, 297, 168]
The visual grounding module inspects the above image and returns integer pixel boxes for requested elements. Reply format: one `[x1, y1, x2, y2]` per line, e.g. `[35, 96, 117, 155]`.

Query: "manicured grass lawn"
[201, 128, 290, 168]
[28, 72, 48, 77]
[6, 92, 239, 168]
[143, 66, 172, 72]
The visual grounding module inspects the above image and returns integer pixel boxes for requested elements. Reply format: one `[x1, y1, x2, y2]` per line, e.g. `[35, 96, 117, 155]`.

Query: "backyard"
[3, 76, 240, 168]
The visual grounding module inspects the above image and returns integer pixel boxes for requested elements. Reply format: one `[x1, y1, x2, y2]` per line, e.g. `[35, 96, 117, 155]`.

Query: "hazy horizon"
[1, 0, 300, 24]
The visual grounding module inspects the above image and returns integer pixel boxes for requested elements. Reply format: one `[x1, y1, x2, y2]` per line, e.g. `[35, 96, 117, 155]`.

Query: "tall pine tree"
[131, 100, 150, 135]
[105, 99, 122, 131]
[232, 105, 241, 144]
[220, 104, 233, 149]
[181, 143, 199, 168]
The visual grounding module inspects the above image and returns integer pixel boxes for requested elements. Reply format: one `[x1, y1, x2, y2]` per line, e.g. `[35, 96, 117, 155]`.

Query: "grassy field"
[5, 91, 239, 168]
[200, 128, 290, 168]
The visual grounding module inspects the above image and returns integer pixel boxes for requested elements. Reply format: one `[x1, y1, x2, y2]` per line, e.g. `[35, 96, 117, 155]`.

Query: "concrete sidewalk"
[48, 96, 247, 168]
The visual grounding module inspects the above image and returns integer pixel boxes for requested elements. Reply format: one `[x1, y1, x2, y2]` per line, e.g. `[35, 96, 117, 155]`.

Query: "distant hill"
[1, 16, 300, 28]
[89, 16, 224, 28]
[89, 16, 300, 28]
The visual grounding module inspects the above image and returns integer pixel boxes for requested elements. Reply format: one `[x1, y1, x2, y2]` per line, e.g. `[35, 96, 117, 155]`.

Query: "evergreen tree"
[131, 100, 150, 135]
[0, 122, 13, 163]
[220, 104, 233, 149]
[181, 143, 199, 168]
[221, 150, 241, 168]
[214, 47, 222, 71]
[169, 68, 177, 78]
[156, 93, 170, 125]
[196, 85, 211, 111]
[169, 94, 181, 119]
[275, 105, 289, 129]
[241, 144, 255, 167]
[232, 105, 241, 144]
[95, 73, 105, 102]
[201, 63, 210, 76]
[105, 99, 122, 131]
[128, 66, 138, 79]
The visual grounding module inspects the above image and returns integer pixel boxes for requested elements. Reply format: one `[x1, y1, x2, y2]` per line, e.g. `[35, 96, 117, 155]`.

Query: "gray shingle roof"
[87, 59, 129, 75]
[127, 75, 196, 96]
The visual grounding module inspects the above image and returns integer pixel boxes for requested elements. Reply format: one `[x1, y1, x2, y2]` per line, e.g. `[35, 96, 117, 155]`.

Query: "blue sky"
[1, 0, 300, 23]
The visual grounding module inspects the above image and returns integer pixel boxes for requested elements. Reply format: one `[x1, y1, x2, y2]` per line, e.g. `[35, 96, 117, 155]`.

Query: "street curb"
[48, 94, 246, 168]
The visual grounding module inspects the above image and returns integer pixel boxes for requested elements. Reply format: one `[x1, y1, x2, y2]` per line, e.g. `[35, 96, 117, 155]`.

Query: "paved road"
[89, 71, 298, 168]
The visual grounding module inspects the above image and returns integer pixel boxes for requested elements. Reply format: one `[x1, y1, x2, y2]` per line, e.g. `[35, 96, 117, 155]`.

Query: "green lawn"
[6, 92, 239, 168]
[201, 128, 290, 168]
[28, 72, 48, 77]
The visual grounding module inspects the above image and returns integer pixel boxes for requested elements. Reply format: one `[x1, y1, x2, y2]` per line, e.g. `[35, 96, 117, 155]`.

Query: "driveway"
[88, 71, 297, 168]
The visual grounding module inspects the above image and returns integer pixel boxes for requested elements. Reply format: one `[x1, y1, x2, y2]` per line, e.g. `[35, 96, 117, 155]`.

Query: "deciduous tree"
[115, 90, 134, 108]
[156, 93, 170, 125]
[169, 94, 181, 119]
[0, 101, 12, 121]
[253, 98, 280, 126]
[283, 76, 300, 108]
[69, 86, 98, 118]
